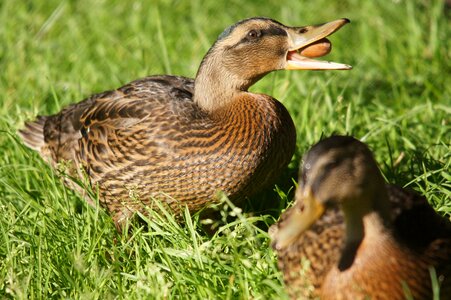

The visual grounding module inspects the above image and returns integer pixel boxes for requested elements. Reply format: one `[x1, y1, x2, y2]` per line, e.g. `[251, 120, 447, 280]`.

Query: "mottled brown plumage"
[270, 136, 451, 299]
[19, 18, 351, 229]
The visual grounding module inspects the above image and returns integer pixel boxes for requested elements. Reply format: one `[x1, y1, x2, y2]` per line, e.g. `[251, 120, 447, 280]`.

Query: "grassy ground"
[0, 0, 450, 298]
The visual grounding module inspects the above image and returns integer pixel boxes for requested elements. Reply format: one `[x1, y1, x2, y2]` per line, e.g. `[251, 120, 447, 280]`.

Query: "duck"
[270, 135, 451, 299]
[19, 17, 351, 230]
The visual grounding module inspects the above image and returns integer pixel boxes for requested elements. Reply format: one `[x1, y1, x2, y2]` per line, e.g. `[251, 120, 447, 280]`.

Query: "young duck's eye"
[324, 160, 339, 171]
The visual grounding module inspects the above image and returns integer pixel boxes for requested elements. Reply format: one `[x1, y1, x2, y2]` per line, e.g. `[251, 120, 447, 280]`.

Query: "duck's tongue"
[298, 38, 331, 58]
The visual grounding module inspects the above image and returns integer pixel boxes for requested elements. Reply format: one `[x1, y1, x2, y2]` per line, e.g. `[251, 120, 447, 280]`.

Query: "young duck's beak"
[285, 18, 352, 70]
[270, 187, 325, 250]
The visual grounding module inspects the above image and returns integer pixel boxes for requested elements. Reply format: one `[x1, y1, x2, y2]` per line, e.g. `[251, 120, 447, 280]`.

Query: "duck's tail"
[18, 116, 47, 152]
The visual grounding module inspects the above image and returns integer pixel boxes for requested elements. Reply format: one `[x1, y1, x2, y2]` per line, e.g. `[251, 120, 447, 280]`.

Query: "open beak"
[285, 18, 352, 70]
[270, 187, 325, 250]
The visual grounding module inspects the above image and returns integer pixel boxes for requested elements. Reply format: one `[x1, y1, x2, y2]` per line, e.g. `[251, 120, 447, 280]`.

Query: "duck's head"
[195, 18, 351, 111]
[270, 136, 389, 250]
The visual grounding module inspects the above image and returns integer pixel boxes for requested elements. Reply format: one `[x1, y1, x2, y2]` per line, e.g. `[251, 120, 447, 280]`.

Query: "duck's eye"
[247, 30, 261, 39]
[298, 27, 308, 34]
[324, 160, 339, 171]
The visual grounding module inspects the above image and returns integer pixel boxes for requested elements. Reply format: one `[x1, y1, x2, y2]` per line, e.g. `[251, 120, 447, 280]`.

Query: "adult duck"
[19, 18, 351, 229]
[270, 135, 451, 299]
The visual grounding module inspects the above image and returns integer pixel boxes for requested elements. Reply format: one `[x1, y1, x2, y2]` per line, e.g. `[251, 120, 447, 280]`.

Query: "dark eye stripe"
[262, 25, 287, 37]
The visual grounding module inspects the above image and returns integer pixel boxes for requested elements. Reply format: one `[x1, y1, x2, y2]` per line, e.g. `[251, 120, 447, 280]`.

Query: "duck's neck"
[343, 208, 365, 245]
[193, 50, 257, 112]
[339, 190, 392, 270]
[344, 188, 392, 245]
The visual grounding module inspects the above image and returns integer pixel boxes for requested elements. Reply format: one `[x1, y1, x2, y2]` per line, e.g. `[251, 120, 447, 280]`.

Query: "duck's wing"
[19, 75, 195, 170]
[387, 184, 451, 246]
[76, 76, 201, 177]
[386, 185, 451, 298]
[19, 87, 107, 165]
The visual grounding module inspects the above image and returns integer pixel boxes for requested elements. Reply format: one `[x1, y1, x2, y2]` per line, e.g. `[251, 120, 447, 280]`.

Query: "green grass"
[0, 0, 450, 298]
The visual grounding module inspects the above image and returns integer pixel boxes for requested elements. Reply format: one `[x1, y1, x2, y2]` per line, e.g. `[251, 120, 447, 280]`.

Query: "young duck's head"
[195, 18, 351, 111]
[271, 136, 389, 250]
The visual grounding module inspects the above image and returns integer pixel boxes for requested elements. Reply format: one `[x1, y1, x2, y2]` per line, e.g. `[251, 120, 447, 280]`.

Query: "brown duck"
[19, 18, 351, 229]
[270, 135, 451, 299]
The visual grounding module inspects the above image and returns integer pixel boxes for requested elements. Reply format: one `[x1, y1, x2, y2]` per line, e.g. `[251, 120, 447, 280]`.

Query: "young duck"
[270, 136, 451, 299]
[19, 18, 351, 229]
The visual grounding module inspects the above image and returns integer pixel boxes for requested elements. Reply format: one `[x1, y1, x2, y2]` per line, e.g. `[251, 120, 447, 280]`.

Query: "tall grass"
[0, 0, 449, 298]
